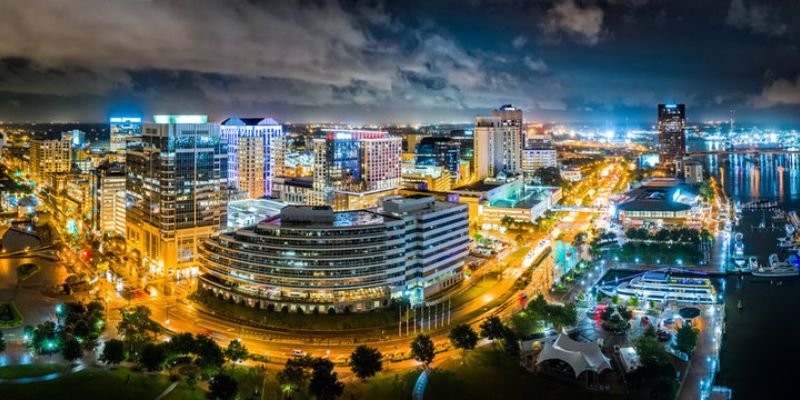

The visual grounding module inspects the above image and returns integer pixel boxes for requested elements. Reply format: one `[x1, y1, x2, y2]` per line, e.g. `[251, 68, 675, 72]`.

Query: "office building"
[110, 117, 143, 153]
[198, 195, 469, 312]
[272, 176, 314, 205]
[126, 115, 227, 278]
[93, 162, 127, 237]
[401, 166, 451, 192]
[200, 205, 407, 313]
[657, 104, 686, 170]
[311, 129, 401, 210]
[683, 158, 704, 184]
[380, 195, 469, 302]
[221, 117, 284, 199]
[227, 199, 286, 229]
[474, 106, 523, 179]
[522, 148, 558, 177]
[29, 138, 71, 184]
[415, 137, 461, 182]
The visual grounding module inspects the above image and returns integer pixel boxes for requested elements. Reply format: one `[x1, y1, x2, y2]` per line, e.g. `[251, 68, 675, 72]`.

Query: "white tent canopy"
[536, 334, 612, 378]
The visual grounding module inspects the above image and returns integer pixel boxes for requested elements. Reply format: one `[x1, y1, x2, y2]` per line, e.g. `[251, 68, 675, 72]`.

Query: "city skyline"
[1, 0, 800, 125]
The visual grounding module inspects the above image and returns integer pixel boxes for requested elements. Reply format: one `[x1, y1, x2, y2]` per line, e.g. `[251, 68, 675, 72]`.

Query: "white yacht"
[752, 254, 799, 278]
[747, 256, 758, 272]
[601, 269, 717, 305]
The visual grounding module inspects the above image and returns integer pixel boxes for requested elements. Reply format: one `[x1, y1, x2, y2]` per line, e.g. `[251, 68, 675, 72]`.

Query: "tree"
[410, 334, 435, 367]
[100, 339, 125, 365]
[277, 359, 309, 398]
[167, 332, 196, 356]
[479, 316, 505, 341]
[349, 345, 383, 381]
[675, 324, 699, 355]
[30, 321, 59, 355]
[224, 339, 249, 364]
[209, 373, 239, 400]
[194, 334, 225, 372]
[500, 215, 515, 229]
[117, 306, 158, 352]
[309, 358, 344, 400]
[628, 297, 640, 308]
[629, 334, 678, 400]
[62, 336, 83, 362]
[501, 327, 519, 356]
[140, 342, 167, 371]
[448, 324, 478, 356]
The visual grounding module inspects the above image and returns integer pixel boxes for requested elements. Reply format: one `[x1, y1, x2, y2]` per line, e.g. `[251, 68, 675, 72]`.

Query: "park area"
[0, 366, 206, 400]
[0, 302, 23, 328]
[287, 347, 617, 400]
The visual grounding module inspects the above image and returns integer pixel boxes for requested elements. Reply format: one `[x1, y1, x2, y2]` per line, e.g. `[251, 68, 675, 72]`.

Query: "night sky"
[1, 0, 800, 125]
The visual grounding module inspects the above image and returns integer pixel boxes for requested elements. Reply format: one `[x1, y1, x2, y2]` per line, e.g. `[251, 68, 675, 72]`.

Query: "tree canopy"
[349, 345, 383, 381]
[410, 334, 435, 367]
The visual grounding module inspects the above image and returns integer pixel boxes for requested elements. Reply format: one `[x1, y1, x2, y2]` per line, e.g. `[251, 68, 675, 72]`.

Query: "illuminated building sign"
[110, 117, 142, 123]
[153, 115, 208, 124]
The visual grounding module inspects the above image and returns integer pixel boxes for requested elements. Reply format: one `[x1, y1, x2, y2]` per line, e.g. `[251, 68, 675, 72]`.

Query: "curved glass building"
[199, 196, 470, 313]
[200, 206, 406, 313]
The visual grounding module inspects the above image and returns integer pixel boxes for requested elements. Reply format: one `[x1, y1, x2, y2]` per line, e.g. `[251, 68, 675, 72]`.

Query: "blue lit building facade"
[415, 137, 461, 182]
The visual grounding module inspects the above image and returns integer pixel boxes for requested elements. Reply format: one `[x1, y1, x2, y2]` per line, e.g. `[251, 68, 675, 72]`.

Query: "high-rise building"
[474, 114, 522, 179]
[29, 138, 72, 184]
[220, 117, 284, 199]
[93, 162, 127, 237]
[126, 115, 228, 278]
[657, 104, 686, 170]
[415, 137, 461, 182]
[683, 158, 704, 184]
[110, 117, 142, 153]
[311, 129, 401, 210]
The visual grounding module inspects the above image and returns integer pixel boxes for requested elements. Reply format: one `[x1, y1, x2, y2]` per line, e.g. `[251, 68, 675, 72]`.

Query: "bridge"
[687, 149, 800, 156]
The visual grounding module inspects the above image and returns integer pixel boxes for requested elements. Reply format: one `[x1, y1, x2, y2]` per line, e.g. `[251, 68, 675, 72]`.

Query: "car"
[291, 349, 307, 357]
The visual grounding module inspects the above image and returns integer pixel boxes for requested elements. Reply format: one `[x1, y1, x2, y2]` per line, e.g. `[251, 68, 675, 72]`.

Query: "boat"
[746, 256, 758, 272]
[737, 299, 743, 310]
[733, 233, 745, 259]
[600, 268, 717, 305]
[777, 236, 798, 249]
[751, 254, 799, 278]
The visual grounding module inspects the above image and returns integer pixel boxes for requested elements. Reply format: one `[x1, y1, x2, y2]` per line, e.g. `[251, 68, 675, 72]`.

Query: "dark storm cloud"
[0, 0, 798, 123]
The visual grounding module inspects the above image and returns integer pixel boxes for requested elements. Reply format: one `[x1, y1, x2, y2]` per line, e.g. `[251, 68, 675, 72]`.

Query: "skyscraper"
[414, 137, 461, 182]
[93, 162, 127, 237]
[657, 104, 686, 170]
[109, 117, 142, 153]
[311, 129, 402, 210]
[29, 138, 72, 184]
[473, 112, 522, 180]
[125, 115, 227, 278]
[220, 117, 284, 199]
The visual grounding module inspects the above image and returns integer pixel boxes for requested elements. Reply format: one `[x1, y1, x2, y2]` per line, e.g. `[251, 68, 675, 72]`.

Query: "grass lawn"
[0, 302, 23, 328]
[223, 365, 266, 400]
[16, 263, 40, 281]
[426, 349, 619, 400]
[0, 364, 67, 380]
[192, 291, 398, 331]
[342, 348, 621, 400]
[0, 367, 204, 400]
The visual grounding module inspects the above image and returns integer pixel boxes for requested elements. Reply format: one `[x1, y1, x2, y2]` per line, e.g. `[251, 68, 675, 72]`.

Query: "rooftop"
[261, 207, 391, 228]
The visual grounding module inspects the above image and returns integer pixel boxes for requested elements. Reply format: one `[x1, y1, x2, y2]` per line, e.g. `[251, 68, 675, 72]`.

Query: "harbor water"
[692, 140, 800, 398]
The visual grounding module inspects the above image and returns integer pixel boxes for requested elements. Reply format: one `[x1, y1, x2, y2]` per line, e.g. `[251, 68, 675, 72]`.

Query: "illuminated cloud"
[539, 0, 605, 45]
[751, 76, 800, 108]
